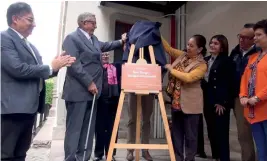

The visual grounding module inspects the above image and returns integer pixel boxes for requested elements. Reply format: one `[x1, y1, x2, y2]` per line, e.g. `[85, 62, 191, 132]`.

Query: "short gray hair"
[77, 12, 95, 27]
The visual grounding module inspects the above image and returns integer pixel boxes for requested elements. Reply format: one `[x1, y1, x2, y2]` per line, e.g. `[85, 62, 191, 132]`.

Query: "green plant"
[45, 79, 54, 105]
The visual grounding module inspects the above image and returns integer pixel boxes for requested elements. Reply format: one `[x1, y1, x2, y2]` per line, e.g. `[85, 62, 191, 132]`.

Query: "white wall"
[186, 1, 267, 51]
[57, 1, 171, 93]
[64, 1, 171, 62]
[0, 1, 61, 65]
[54, 2, 171, 131]
[59, 1, 171, 92]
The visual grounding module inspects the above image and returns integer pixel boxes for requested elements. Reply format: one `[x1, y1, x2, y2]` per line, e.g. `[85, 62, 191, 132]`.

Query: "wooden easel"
[106, 44, 175, 161]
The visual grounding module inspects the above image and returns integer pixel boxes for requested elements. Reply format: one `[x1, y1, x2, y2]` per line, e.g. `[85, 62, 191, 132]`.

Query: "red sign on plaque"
[121, 63, 162, 93]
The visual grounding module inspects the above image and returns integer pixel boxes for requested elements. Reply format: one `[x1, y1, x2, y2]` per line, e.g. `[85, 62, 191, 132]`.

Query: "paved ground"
[27, 139, 242, 161]
[26, 106, 242, 161]
[48, 139, 241, 161]
[26, 117, 53, 161]
[26, 117, 241, 161]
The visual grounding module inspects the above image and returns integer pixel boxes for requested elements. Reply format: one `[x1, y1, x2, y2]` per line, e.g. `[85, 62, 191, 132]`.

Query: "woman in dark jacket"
[201, 35, 234, 161]
[93, 52, 121, 161]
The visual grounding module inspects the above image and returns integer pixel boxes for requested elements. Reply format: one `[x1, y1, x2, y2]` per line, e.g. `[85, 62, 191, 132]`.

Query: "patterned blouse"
[167, 54, 198, 110]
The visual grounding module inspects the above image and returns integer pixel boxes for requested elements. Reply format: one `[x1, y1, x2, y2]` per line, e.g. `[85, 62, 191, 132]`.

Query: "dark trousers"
[204, 104, 230, 161]
[64, 101, 97, 161]
[251, 120, 267, 161]
[197, 115, 205, 154]
[1, 113, 35, 161]
[234, 98, 256, 161]
[171, 110, 200, 161]
[94, 96, 118, 158]
[127, 94, 154, 147]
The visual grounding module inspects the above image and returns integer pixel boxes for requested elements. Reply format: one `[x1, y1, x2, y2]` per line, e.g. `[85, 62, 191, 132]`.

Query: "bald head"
[238, 23, 255, 50]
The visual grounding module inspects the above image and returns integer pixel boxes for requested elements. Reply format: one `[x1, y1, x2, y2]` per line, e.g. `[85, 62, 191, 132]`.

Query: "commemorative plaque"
[121, 63, 162, 93]
[107, 45, 175, 161]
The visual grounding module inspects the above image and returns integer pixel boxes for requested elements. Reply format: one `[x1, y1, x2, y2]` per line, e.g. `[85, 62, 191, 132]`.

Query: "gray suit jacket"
[62, 28, 122, 102]
[1, 28, 55, 114]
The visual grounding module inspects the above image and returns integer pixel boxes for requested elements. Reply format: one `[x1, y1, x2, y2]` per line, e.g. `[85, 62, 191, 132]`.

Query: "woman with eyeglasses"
[240, 19, 267, 161]
[93, 52, 121, 161]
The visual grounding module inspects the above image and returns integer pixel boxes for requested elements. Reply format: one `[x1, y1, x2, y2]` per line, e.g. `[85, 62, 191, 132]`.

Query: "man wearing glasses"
[229, 23, 259, 161]
[1, 2, 75, 161]
[62, 12, 126, 161]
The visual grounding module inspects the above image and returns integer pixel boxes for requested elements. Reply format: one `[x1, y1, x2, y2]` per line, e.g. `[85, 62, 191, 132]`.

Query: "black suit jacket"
[201, 55, 234, 108]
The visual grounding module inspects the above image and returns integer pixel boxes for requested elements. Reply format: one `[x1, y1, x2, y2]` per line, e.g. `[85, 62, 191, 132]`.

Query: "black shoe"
[126, 150, 134, 161]
[196, 152, 207, 158]
[93, 156, 102, 161]
[142, 150, 153, 161]
[104, 156, 116, 161]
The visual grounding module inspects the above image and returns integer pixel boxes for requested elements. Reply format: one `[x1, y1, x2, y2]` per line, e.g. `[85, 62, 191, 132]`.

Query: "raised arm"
[161, 37, 184, 59]
[99, 40, 123, 52]
[169, 63, 207, 83]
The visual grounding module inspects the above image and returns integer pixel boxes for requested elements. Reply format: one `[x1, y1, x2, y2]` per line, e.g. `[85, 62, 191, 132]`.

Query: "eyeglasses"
[102, 53, 109, 57]
[237, 34, 254, 41]
[83, 20, 96, 26]
[19, 16, 35, 24]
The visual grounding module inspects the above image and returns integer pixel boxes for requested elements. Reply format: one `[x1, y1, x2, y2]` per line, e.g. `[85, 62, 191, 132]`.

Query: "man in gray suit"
[62, 12, 126, 161]
[1, 2, 76, 161]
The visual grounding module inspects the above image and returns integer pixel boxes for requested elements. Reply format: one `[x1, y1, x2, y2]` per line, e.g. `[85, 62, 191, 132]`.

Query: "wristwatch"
[254, 96, 261, 102]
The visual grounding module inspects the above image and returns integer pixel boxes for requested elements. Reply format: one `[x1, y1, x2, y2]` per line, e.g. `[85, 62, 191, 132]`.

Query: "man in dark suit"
[62, 12, 126, 161]
[1, 2, 75, 161]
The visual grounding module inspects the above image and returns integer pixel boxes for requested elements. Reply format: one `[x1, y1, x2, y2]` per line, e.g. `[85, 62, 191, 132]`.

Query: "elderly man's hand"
[88, 82, 98, 95]
[121, 33, 127, 43]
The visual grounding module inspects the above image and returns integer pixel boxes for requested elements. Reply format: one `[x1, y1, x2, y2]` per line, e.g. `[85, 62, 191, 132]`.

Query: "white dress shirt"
[78, 28, 123, 45]
[79, 28, 93, 44]
[242, 45, 255, 57]
[204, 55, 217, 82]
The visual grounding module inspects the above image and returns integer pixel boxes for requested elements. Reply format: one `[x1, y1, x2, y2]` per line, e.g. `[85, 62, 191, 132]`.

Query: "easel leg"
[158, 92, 176, 161]
[106, 91, 125, 161]
[135, 95, 142, 161]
